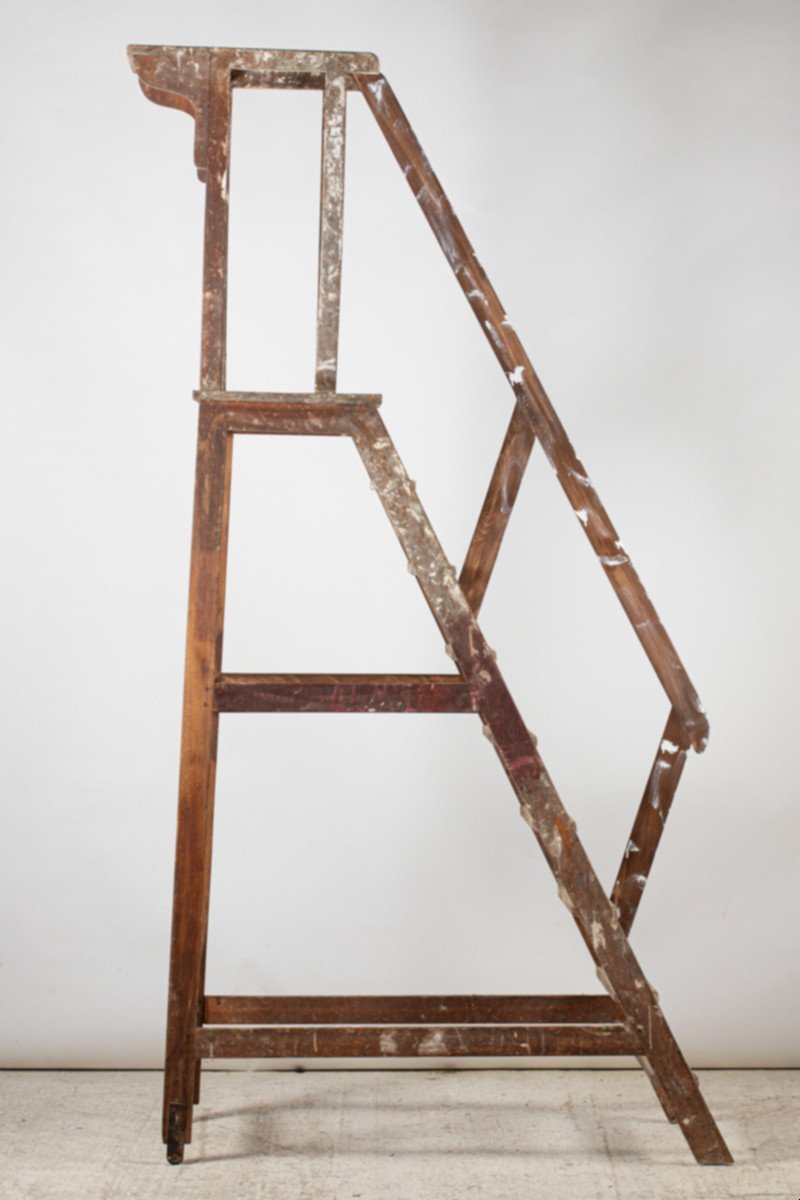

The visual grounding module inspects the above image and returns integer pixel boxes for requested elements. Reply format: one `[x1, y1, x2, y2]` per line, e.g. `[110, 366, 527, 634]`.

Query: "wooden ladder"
[129, 45, 732, 1168]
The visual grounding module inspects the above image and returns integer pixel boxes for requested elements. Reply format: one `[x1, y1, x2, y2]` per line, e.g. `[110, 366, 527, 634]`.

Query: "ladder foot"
[696, 1146, 734, 1166]
[165, 1101, 189, 1165]
[166, 1139, 185, 1165]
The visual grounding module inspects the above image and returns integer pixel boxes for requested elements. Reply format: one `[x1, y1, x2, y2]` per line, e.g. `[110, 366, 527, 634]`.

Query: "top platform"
[128, 45, 380, 181]
[127, 45, 380, 88]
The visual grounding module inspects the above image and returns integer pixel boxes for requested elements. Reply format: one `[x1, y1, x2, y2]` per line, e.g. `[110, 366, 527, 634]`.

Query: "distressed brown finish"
[199, 66, 231, 387]
[130, 44, 730, 1169]
[195, 389, 381, 405]
[612, 708, 690, 934]
[203, 993, 623, 1024]
[127, 46, 378, 179]
[215, 673, 475, 713]
[197, 1024, 641, 1059]
[459, 402, 537, 615]
[161, 402, 231, 1152]
[315, 74, 347, 391]
[233, 70, 370, 91]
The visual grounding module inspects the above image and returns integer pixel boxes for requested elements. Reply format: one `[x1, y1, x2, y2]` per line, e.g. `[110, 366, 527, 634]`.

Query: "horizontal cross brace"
[195, 390, 381, 407]
[203, 994, 624, 1025]
[195, 393, 381, 437]
[196, 1023, 641, 1058]
[232, 70, 368, 91]
[214, 674, 475, 713]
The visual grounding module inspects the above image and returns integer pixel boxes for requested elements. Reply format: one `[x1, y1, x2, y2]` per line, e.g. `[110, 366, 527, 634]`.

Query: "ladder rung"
[194, 390, 381, 407]
[214, 673, 476, 714]
[196, 1023, 641, 1059]
[232, 70, 372, 92]
[203, 994, 624, 1026]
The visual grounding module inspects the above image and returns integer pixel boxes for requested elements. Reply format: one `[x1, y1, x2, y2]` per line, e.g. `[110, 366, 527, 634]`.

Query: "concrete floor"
[0, 1069, 796, 1199]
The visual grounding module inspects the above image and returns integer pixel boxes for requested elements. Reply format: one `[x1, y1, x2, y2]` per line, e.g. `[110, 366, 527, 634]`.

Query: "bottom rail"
[196, 1023, 641, 1058]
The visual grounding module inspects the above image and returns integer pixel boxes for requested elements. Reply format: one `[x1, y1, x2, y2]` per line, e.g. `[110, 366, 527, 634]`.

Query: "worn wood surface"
[203, 994, 623, 1025]
[127, 46, 378, 179]
[199, 65, 231, 388]
[161, 403, 231, 1156]
[315, 75, 347, 391]
[130, 44, 728, 1169]
[612, 708, 690, 934]
[195, 390, 382, 405]
[459, 402, 537, 615]
[196, 1024, 641, 1059]
[215, 674, 475, 713]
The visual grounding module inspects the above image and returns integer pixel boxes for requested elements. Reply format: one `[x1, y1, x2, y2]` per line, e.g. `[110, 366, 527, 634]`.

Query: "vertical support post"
[315, 74, 347, 391]
[163, 63, 233, 1165]
[200, 64, 233, 391]
[163, 404, 232, 1161]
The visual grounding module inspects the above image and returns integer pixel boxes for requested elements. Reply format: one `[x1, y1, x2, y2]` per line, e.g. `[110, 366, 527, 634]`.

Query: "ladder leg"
[351, 408, 731, 1165]
[162, 405, 232, 1163]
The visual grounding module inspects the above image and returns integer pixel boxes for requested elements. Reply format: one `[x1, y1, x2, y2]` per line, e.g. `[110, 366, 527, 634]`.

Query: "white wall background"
[1, 0, 797, 1069]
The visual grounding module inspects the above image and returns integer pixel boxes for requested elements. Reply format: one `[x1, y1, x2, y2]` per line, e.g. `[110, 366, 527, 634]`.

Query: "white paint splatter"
[569, 467, 592, 487]
[485, 320, 503, 350]
[575, 509, 590, 526]
[590, 919, 606, 952]
[660, 739, 680, 755]
[507, 365, 525, 385]
[419, 1029, 446, 1055]
[648, 759, 669, 805]
[368, 77, 386, 105]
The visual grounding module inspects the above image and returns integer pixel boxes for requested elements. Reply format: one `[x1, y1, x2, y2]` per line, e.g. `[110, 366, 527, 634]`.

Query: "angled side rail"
[356, 72, 708, 754]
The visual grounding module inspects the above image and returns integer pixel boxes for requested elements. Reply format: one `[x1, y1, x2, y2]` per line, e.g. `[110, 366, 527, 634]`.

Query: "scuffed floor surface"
[0, 1069, 797, 1199]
